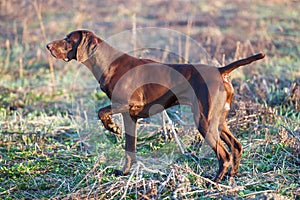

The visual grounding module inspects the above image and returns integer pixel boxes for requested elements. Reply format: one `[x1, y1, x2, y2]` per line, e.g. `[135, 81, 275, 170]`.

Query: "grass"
[0, 0, 299, 199]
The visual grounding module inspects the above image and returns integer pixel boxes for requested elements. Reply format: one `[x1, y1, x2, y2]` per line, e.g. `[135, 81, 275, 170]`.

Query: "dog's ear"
[76, 31, 101, 62]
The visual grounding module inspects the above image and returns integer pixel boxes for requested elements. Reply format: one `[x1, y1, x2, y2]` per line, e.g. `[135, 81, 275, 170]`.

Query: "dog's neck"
[82, 40, 125, 83]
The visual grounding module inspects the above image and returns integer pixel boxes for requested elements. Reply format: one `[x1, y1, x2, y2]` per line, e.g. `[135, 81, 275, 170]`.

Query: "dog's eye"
[65, 37, 70, 43]
[64, 42, 68, 50]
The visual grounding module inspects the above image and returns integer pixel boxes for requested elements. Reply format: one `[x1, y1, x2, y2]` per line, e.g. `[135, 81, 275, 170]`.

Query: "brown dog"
[47, 30, 265, 183]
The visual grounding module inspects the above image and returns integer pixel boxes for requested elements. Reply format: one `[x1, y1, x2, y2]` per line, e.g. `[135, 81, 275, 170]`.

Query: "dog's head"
[46, 30, 101, 62]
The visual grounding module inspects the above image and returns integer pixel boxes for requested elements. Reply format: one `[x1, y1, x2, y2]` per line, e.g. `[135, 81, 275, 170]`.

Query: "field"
[0, 0, 299, 199]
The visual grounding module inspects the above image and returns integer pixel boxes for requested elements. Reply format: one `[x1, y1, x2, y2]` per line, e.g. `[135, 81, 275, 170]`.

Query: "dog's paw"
[100, 116, 121, 135]
[108, 123, 121, 135]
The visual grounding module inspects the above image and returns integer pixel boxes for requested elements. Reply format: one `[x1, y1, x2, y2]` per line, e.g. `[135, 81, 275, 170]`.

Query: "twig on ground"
[242, 189, 275, 198]
[138, 192, 152, 200]
[204, 186, 245, 198]
[72, 158, 104, 192]
[121, 162, 140, 199]
[180, 189, 207, 196]
[163, 110, 185, 154]
[281, 125, 300, 142]
[158, 169, 174, 193]
[0, 186, 17, 195]
[175, 164, 232, 189]
[138, 161, 165, 174]
[103, 181, 123, 199]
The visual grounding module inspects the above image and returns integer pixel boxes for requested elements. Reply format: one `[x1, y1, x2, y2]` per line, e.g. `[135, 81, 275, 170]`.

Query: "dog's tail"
[219, 53, 265, 75]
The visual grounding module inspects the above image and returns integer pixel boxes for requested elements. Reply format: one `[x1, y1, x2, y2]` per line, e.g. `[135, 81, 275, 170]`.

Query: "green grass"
[0, 138, 96, 198]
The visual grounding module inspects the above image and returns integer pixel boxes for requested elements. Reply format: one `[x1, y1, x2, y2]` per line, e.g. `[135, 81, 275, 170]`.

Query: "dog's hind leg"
[220, 121, 242, 178]
[193, 110, 231, 183]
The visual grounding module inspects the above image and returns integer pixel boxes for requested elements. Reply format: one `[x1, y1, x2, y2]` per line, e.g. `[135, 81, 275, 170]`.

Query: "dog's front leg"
[98, 105, 121, 135]
[122, 113, 137, 174]
[113, 113, 137, 176]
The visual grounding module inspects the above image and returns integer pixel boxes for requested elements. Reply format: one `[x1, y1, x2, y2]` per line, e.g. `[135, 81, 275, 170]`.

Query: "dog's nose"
[46, 43, 52, 50]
